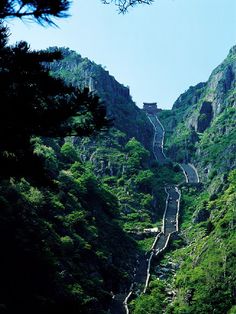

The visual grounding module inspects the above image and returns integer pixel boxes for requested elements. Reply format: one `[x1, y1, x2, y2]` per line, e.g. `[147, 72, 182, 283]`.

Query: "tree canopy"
[0, 0, 154, 24]
[0, 0, 70, 25]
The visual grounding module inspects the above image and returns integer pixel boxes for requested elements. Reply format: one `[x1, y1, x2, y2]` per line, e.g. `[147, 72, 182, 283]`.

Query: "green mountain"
[159, 45, 236, 185]
[0, 46, 182, 313]
[46, 47, 154, 151]
[133, 46, 236, 314]
[1, 41, 235, 314]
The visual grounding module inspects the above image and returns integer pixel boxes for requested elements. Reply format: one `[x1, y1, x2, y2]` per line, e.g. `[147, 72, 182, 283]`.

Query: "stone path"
[146, 114, 167, 164]
[179, 163, 199, 183]
[142, 114, 199, 294]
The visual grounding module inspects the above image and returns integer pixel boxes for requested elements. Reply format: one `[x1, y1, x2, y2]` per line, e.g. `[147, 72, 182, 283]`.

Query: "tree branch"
[101, 0, 154, 13]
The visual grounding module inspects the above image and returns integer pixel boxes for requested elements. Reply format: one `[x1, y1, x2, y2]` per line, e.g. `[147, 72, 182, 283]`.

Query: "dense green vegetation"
[131, 280, 167, 313]
[0, 23, 134, 311]
[0, 102, 177, 313]
[0, 20, 170, 313]
[134, 171, 236, 314]
[167, 170, 236, 314]
[195, 107, 236, 183]
[1, 0, 236, 312]
[0, 5, 156, 310]
[74, 131, 183, 232]
[0, 145, 136, 313]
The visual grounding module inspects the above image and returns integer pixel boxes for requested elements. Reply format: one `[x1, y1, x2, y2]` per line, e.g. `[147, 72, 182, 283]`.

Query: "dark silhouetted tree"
[0, 0, 153, 180]
[0, 25, 110, 180]
[0, 0, 70, 25]
[0, 0, 154, 25]
[102, 0, 154, 13]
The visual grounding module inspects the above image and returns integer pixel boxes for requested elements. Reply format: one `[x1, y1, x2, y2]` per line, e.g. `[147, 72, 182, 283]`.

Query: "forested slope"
[0, 41, 179, 313]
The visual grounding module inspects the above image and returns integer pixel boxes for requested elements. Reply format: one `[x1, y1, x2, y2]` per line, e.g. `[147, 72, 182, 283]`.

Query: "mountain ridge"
[46, 47, 154, 151]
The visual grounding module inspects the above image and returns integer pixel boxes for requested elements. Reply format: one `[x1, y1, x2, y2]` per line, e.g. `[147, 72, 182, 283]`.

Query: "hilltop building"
[143, 102, 161, 114]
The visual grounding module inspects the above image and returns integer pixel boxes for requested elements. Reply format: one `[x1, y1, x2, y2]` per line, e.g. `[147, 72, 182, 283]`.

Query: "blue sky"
[7, 0, 236, 109]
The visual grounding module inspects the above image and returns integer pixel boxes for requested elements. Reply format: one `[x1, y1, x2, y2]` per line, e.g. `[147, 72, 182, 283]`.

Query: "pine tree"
[0, 25, 110, 180]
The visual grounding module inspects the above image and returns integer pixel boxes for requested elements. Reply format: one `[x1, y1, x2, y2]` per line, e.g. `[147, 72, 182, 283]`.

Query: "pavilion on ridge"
[143, 102, 161, 114]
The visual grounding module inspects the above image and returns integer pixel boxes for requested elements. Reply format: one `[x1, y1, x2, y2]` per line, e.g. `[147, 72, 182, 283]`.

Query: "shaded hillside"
[46, 47, 153, 151]
[0, 136, 139, 314]
[0, 42, 175, 313]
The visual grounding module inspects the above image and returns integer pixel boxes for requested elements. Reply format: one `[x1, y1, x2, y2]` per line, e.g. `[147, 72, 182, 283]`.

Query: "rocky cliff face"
[47, 47, 153, 151]
[205, 46, 236, 114]
[171, 46, 236, 134]
[196, 100, 213, 132]
[173, 82, 206, 111]
[159, 45, 236, 185]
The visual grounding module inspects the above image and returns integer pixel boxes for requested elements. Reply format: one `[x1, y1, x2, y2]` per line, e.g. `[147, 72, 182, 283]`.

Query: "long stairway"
[110, 112, 199, 314]
[141, 113, 200, 293]
[179, 163, 199, 183]
[146, 114, 167, 164]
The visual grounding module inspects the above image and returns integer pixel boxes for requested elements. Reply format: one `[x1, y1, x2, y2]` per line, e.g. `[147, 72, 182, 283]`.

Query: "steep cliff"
[159, 45, 236, 185]
[47, 47, 153, 151]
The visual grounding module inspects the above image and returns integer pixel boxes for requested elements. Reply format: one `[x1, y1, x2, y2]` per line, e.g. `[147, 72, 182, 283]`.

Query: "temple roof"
[143, 102, 157, 106]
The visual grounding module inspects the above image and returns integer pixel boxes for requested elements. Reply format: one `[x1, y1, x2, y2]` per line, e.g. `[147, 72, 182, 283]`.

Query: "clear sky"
[7, 0, 236, 109]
